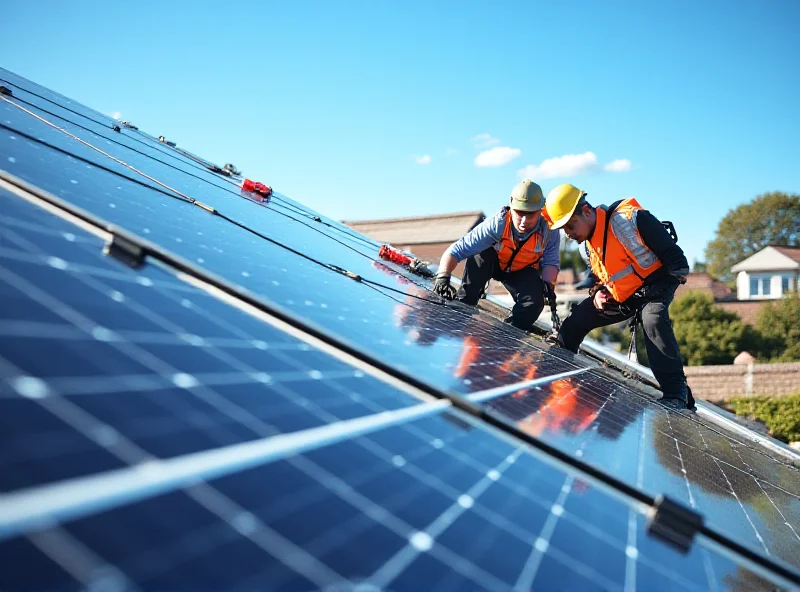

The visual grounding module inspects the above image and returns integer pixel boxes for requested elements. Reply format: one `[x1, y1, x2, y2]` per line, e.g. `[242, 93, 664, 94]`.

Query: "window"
[782, 276, 790, 293]
[750, 276, 774, 297]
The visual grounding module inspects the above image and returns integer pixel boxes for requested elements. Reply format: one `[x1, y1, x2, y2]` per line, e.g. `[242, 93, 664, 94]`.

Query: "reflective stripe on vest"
[588, 198, 662, 302]
[495, 208, 547, 272]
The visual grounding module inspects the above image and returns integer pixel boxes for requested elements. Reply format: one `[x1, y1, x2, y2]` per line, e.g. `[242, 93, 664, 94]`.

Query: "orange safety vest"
[494, 207, 549, 272]
[586, 198, 662, 303]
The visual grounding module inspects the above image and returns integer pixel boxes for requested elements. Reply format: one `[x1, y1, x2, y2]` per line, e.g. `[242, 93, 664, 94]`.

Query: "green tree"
[670, 293, 761, 365]
[755, 293, 800, 362]
[704, 192, 800, 284]
[558, 238, 587, 272]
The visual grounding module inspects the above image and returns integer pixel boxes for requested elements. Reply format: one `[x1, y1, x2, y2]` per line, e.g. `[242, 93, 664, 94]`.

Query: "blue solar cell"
[1, 410, 782, 590]
[0, 187, 421, 493]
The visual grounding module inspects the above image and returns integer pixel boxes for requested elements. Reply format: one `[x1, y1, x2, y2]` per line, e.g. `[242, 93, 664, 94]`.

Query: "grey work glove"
[433, 272, 457, 300]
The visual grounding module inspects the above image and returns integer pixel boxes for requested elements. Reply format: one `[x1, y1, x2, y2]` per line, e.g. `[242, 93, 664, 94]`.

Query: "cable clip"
[223, 163, 241, 176]
[328, 264, 362, 282]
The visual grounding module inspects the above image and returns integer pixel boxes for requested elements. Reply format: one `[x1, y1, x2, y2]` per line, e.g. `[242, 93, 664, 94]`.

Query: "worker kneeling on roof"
[433, 179, 560, 331]
[543, 184, 694, 410]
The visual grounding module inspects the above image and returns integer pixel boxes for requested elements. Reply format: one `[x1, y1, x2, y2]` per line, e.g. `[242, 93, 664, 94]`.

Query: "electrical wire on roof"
[0, 100, 456, 311]
[0, 77, 380, 249]
[0, 80, 382, 254]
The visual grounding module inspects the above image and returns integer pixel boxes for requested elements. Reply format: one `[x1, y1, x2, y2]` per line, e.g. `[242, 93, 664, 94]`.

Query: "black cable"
[1, 76, 381, 250]
[0, 122, 445, 307]
[0, 94, 415, 278]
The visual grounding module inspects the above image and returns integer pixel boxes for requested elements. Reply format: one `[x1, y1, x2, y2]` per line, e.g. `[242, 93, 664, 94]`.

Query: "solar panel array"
[1, 67, 798, 591]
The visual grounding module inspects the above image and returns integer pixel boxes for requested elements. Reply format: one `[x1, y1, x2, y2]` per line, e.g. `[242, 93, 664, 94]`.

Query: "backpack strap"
[601, 200, 624, 265]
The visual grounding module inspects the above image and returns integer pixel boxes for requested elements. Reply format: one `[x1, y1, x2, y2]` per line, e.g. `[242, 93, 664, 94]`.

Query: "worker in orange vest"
[543, 184, 694, 410]
[433, 179, 560, 331]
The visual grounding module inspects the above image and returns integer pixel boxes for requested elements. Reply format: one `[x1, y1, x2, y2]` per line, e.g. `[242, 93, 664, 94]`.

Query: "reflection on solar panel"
[1, 67, 799, 591]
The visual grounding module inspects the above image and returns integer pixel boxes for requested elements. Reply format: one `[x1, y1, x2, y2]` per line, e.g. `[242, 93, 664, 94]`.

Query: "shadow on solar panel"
[1, 67, 799, 591]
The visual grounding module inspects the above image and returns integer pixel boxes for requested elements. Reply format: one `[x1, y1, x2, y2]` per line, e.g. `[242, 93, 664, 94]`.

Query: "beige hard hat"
[510, 179, 545, 212]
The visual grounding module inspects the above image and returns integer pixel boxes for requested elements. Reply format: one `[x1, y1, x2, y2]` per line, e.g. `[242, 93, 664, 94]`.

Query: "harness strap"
[601, 200, 624, 265]
[503, 234, 534, 272]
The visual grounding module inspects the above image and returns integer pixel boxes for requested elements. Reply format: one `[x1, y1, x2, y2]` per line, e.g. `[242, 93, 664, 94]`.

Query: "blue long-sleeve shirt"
[446, 208, 561, 270]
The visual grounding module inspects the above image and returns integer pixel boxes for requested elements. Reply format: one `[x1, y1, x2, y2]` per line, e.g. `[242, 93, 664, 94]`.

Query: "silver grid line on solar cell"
[0, 363, 590, 540]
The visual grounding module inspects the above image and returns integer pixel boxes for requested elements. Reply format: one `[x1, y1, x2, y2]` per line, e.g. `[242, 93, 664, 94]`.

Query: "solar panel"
[1, 66, 799, 590]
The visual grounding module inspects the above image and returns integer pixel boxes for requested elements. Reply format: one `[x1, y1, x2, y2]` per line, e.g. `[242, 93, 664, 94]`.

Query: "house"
[671, 247, 799, 326]
[342, 211, 485, 278]
[730, 245, 800, 300]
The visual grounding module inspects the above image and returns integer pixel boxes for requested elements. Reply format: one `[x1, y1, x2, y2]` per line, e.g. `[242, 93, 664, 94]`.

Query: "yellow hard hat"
[544, 184, 586, 229]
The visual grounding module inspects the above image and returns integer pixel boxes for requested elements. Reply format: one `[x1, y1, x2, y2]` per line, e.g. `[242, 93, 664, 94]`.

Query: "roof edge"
[342, 210, 485, 225]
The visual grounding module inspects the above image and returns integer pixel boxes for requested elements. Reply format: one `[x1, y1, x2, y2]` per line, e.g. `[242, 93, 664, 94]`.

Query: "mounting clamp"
[103, 233, 146, 269]
[646, 494, 703, 553]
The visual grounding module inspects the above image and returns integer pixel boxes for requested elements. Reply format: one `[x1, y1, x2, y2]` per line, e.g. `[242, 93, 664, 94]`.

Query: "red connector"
[379, 244, 413, 266]
[241, 178, 273, 200]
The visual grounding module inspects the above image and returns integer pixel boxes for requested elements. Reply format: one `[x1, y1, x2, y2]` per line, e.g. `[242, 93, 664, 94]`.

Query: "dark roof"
[772, 245, 800, 264]
[675, 272, 735, 301]
[1, 66, 799, 591]
[718, 300, 773, 326]
[343, 210, 485, 244]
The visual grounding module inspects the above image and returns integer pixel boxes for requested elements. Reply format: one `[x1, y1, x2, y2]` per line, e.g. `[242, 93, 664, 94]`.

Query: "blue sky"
[2, 0, 798, 267]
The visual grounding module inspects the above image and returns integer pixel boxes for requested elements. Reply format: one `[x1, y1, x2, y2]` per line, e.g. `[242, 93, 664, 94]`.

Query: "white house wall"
[737, 269, 799, 300]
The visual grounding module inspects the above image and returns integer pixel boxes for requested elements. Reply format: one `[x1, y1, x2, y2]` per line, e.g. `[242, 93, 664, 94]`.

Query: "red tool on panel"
[241, 178, 273, 201]
[378, 244, 434, 278]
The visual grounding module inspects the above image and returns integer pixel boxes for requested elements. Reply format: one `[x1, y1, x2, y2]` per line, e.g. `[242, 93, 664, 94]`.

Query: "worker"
[433, 179, 560, 331]
[543, 184, 694, 410]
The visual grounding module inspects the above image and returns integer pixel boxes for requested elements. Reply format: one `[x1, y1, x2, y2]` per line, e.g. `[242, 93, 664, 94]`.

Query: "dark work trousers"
[559, 289, 688, 399]
[458, 247, 545, 331]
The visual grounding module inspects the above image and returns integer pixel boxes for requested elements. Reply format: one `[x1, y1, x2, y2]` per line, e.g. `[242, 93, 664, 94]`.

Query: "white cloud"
[471, 133, 500, 149]
[475, 146, 522, 167]
[111, 111, 121, 120]
[517, 151, 599, 180]
[414, 154, 431, 165]
[604, 158, 632, 173]
[444, 148, 459, 157]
